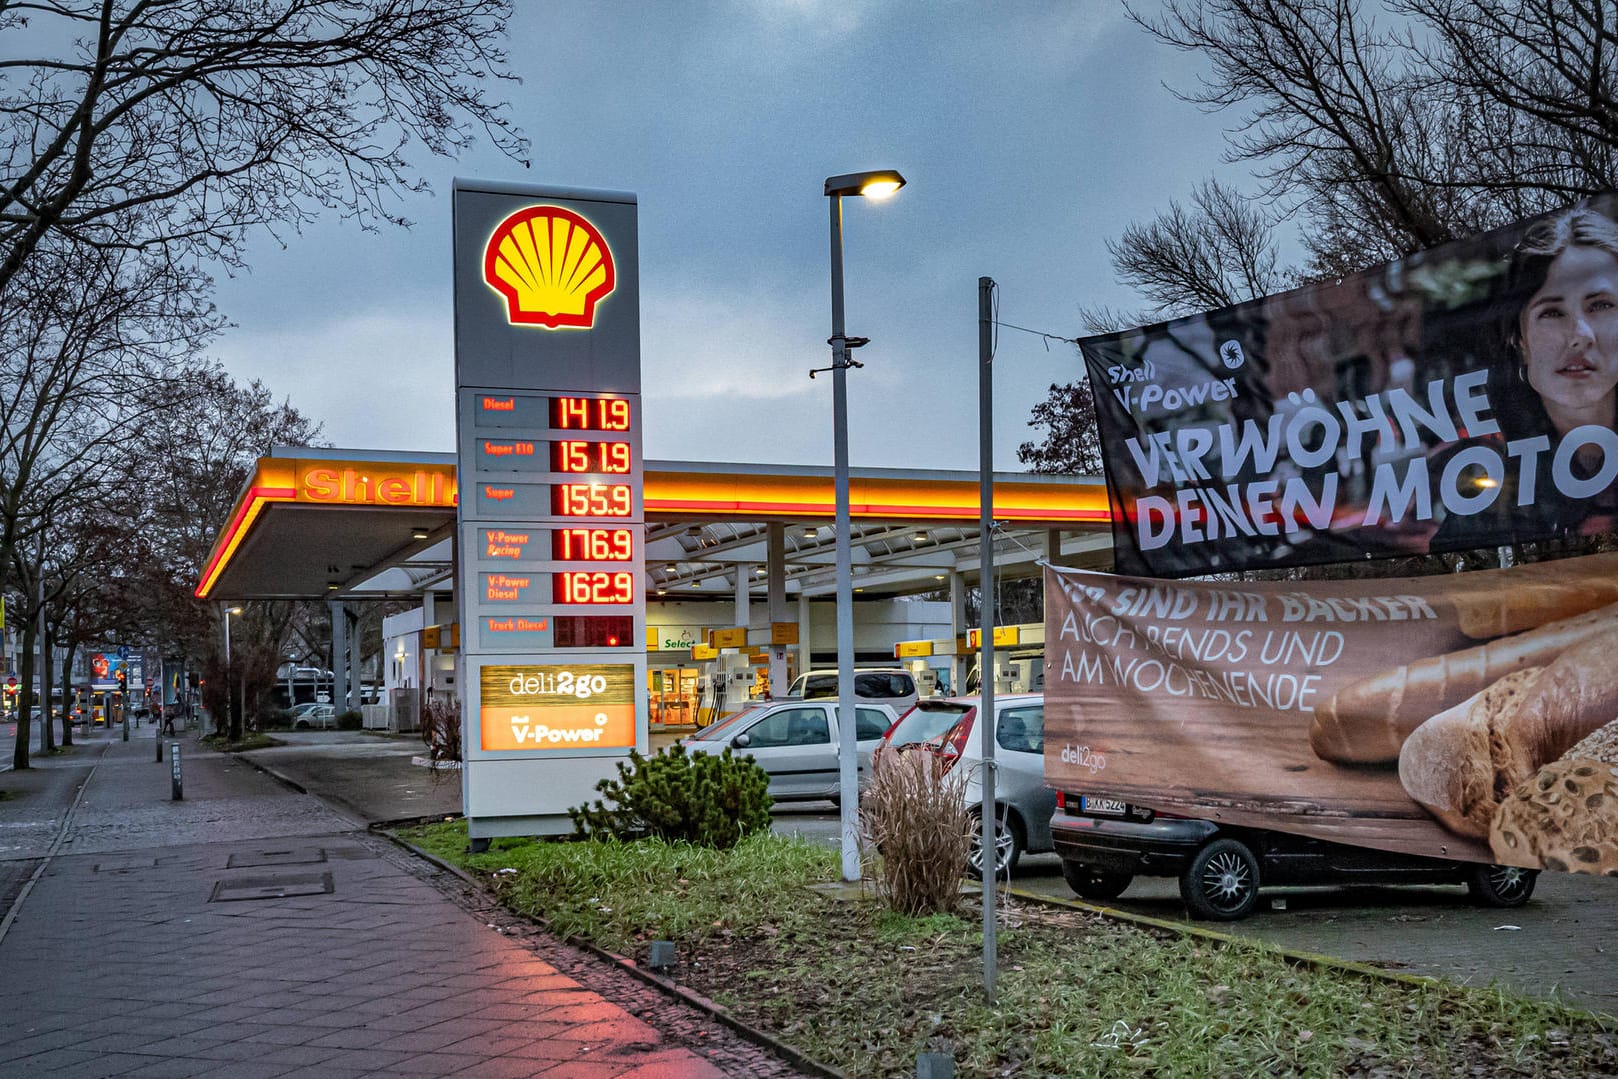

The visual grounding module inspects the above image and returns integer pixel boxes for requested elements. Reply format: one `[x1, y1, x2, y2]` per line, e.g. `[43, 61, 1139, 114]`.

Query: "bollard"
[647, 941, 676, 972]
[169, 742, 183, 801]
[122, 715, 129, 741]
[156, 729, 164, 762]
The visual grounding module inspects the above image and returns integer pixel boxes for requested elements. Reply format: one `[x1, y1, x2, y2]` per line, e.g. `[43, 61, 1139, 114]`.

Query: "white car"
[784, 668, 919, 714]
[290, 702, 337, 730]
[679, 699, 899, 803]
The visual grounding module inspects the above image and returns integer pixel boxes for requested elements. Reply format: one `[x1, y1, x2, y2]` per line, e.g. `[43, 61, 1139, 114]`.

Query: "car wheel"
[1060, 860, 1133, 901]
[967, 809, 1023, 880]
[294, 720, 309, 730]
[1467, 863, 1537, 907]
[1180, 837, 1260, 921]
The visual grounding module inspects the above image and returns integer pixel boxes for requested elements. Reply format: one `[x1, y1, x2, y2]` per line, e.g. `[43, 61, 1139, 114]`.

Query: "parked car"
[1049, 791, 1538, 921]
[784, 668, 919, 713]
[872, 698, 972, 764]
[291, 702, 337, 730]
[927, 693, 1053, 880]
[678, 698, 899, 803]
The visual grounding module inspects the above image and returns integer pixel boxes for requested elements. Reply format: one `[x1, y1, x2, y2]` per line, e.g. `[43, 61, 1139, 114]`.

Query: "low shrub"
[860, 748, 971, 915]
[569, 745, 772, 849]
[335, 710, 363, 730]
[420, 694, 462, 765]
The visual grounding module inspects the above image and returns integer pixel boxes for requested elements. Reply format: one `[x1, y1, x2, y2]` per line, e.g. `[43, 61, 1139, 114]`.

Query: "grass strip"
[399, 820, 1617, 1078]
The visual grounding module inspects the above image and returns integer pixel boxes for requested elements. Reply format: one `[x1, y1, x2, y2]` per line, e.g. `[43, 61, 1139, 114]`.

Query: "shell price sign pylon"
[453, 179, 645, 842]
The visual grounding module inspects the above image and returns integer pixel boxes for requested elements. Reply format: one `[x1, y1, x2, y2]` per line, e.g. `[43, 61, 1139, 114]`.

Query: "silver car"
[291, 702, 337, 730]
[929, 693, 1053, 879]
[679, 699, 899, 803]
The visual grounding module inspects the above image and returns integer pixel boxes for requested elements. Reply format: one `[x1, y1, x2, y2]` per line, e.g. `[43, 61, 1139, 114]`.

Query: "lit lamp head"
[227, 606, 243, 616]
[823, 169, 907, 200]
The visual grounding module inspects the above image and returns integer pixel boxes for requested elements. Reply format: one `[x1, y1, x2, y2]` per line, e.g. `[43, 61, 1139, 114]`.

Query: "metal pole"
[978, 275, 998, 1002]
[830, 192, 860, 883]
[222, 606, 232, 735]
[35, 577, 45, 751]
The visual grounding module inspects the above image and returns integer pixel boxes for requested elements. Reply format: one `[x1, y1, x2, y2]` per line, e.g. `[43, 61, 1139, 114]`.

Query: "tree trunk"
[58, 641, 75, 747]
[38, 621, 55, 754]
[13, 621, 34, 770]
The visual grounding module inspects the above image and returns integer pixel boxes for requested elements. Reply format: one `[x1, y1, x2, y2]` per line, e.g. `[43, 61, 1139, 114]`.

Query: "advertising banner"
[1044, 553, 1618, 873]
[1081, 195, 1618, 577]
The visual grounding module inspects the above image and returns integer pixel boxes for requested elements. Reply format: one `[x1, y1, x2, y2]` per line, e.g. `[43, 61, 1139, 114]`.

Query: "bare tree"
[1127, 0, 1617, 279]
[1095, 178, 1292, 323]
[125, 371, 325, 741]
[0, 239, 218, 586]
[1401, 0, 1618, 200]
[0, 1, 524, 295]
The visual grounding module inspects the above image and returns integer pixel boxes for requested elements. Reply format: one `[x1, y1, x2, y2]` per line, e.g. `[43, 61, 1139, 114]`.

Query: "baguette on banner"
[1044, 553, 1618, 874]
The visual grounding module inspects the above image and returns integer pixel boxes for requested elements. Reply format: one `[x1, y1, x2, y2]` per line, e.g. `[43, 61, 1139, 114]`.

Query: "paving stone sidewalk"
[0, 730, 805, 1078]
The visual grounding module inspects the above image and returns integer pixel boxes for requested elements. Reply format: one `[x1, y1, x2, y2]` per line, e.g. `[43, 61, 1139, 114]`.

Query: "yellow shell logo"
[483, 206, 616, 328]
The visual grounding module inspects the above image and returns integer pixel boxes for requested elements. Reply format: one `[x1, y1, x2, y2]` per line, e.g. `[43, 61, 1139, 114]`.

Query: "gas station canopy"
[197, 448, 1113, 602]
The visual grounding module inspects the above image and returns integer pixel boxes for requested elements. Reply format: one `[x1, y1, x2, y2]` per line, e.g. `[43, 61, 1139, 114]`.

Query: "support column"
[949, 571, 967, 695]
[766, 524, 788, 698]
[798, 594, 813, 676]
[733, 565, 752, 631]
[345, 607, 360, 711]
[329, 599, 348, 715]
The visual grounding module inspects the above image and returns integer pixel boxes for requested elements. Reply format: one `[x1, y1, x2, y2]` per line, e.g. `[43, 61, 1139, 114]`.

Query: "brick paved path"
[0, 731, 808, 1078]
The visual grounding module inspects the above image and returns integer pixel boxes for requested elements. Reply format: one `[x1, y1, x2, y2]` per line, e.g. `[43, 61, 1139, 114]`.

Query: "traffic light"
[188, 672, 199, 689]
[116, 668, 127, 693]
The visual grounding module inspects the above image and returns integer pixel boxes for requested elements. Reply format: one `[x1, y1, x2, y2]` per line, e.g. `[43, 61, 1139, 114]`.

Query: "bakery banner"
[1080, 194, 1618, 577]
[1044, 553, 1618, 873]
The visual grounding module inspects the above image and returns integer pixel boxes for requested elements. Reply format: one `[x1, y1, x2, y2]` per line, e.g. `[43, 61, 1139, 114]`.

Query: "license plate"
[1081, 796, 1126, 817]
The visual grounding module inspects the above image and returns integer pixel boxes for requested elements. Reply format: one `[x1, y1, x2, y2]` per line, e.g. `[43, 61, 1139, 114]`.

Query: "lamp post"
[822, 168, 905, 882]
[222, 605, 242, 736]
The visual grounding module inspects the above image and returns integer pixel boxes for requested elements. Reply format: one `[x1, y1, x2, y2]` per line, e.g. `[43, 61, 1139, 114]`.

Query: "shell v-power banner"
[1043, 554, 1618, 875]
[1080, 194, 1618, 577]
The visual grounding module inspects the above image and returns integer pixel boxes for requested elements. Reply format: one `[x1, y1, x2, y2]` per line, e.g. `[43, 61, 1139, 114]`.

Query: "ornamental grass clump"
[861, 748, 972, 914]
[569, 744, 772, 849]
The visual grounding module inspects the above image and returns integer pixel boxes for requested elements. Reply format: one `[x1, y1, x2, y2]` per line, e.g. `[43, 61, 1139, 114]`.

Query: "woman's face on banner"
[1521, 243, 1618, 427]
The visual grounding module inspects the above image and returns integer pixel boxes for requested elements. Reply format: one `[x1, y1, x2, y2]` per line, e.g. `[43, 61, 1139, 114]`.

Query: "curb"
[1005, 885, 1444, 991]
[383, 831, 847, 1079]
[1004, 885, 1614, 1021]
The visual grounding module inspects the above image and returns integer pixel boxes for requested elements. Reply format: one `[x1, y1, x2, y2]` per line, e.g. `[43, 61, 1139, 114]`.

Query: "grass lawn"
[398, 820, 1616, 1078]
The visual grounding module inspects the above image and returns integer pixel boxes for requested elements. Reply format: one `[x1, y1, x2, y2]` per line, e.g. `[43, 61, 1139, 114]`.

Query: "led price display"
[550, 440, 631, 474]
[552, 527, 633, 561]
[554, 571, 634, 605]
[552, 482, 632, 517]
[550, 396, 631, 431]
[553, 615, 635, 648]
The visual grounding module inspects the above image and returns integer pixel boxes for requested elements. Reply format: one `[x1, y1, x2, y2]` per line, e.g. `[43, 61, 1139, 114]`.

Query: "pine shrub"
[860, 749, 972, 915]
[569, 745, 772, 849]
[336, 710, 364, 730]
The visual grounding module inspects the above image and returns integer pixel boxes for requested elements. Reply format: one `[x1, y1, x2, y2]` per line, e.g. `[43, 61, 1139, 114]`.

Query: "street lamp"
[822, 167, 906, 882]
[223, 605, 242, 735]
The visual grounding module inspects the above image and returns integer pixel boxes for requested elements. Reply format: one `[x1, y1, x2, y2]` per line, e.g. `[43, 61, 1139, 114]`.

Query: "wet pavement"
[0, 728, 813, 1077]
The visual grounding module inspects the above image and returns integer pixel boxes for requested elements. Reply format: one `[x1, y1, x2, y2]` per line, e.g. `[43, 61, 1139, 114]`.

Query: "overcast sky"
[211, 3, 1240, 472]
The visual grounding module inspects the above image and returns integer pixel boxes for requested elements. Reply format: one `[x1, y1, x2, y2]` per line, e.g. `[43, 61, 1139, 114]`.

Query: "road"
[239, 730, 1618, 1017]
